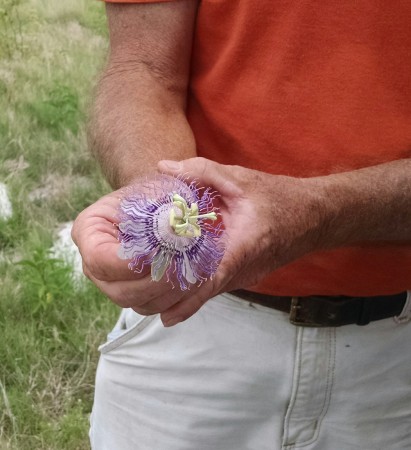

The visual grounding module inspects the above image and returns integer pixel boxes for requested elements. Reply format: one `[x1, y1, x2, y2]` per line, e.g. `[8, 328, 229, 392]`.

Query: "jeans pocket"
[98, 308, 158, 354]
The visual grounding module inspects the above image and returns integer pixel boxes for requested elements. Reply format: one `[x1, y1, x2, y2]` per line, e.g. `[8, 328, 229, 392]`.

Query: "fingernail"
[159, 160, 182, 171]
[162, 316, 183, 327]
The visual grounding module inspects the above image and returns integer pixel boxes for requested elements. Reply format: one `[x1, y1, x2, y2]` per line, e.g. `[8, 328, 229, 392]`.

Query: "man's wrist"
[303, 159, 411, 250]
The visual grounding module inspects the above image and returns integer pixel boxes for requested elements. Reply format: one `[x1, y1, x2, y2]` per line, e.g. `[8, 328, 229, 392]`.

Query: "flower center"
[169, 193, 217, 238]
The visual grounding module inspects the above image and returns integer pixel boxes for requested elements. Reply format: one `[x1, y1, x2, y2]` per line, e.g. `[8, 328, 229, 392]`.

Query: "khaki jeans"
[90, 292, 411, 450]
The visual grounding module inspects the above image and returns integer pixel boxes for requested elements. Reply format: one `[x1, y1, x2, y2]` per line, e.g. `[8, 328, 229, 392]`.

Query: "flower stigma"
[169, 193, 217, 238]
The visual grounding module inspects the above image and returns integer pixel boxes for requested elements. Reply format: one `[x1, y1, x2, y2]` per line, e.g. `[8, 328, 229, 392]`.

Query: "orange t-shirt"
[105, 0, 411, 296]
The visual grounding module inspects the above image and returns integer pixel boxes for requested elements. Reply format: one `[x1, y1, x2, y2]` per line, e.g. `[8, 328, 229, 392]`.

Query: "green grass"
[0, 1, 119, 448]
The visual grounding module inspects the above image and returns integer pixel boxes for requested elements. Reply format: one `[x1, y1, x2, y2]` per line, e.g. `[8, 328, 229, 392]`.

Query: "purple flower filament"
[117, 176, 225, 290]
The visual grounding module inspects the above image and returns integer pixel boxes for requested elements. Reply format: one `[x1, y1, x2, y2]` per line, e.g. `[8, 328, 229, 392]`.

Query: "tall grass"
[0, 1, 119, 448]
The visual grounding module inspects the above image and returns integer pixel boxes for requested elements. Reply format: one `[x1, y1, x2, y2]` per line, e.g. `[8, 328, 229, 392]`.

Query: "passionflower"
[117, 175, 225, 290]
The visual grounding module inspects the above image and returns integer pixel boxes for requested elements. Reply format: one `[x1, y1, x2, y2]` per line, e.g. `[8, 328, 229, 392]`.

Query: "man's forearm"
[88, 2, 198, 189]
[89, 62, 196, 189]
[312, 158, 411, 247]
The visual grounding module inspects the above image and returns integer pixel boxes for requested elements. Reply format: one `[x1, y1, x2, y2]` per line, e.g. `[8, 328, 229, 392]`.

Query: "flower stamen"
[169, 193, 217, 238]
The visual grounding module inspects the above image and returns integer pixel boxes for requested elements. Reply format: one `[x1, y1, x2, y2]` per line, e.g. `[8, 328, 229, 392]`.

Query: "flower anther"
[169, 193, 217, 238]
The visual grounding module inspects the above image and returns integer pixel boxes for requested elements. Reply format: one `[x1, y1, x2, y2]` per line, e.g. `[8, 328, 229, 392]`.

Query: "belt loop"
[394, 291, 411, 324]
[289, 297, 301, 325]
[357, 297, 375, 326]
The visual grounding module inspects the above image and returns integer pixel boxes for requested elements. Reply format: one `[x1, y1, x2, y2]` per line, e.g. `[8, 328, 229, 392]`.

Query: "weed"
[17, 248, 73, 313]
[0, 0, 115, 448]
[26, 84, 81, 137]
[0, 0, 24, 59]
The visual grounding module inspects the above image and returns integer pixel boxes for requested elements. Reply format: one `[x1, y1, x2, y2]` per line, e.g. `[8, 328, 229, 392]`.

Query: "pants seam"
[281, 326, 303, 449]
[282, 328, 337, 449]
[294, 328, 336, 448]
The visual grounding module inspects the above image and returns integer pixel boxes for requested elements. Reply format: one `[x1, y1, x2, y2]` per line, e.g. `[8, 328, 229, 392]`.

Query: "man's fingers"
[72, 194, 145, 282]
[157, 251, 240, 326]
[159, 270, 228, 326]
[158, 157, 243, 198]
[87, 271, 184, 312]
[160, 285, 215, 327]
[76, 219, 144, 282]
[82, 241, 148, 282]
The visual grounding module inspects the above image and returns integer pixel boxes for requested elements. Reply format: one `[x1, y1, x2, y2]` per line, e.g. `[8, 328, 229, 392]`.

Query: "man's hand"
[155, 156, 411, 325]
[153, 158, 325, 325]
[72, 158, 325, 326]
[72, 157, 410, 327]
[71, 189, 189, 316]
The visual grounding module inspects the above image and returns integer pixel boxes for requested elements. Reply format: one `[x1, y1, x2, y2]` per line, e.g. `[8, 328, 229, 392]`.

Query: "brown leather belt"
[231, 289, 408, 327]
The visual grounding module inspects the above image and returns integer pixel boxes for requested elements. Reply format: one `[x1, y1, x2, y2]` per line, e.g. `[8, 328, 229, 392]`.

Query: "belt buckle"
[289, 296, 336, 327]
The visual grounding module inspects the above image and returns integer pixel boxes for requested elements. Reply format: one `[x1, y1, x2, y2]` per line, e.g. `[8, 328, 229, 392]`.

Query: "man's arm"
[314, 158, 411, 245]
[90, 2, 198, 188]
[72, 2, 200, 310]
[154, 157, 411, 326]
